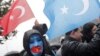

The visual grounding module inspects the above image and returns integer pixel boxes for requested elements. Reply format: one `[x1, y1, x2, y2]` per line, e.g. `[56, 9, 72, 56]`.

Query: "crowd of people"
[4, 22, 100, 56]
[56, 22, 100, 56]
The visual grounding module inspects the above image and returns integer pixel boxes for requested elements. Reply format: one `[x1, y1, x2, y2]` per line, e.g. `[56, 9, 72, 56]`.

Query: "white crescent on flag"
[75, 0, 89, 15]
[10, 6, 25, 20]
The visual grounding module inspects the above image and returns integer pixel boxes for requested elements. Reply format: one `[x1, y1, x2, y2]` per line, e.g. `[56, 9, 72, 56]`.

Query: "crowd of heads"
[63, 22, 99, 43]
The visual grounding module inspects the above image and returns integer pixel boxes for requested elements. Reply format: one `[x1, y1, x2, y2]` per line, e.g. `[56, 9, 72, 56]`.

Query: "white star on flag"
[61, 5, 69, 14]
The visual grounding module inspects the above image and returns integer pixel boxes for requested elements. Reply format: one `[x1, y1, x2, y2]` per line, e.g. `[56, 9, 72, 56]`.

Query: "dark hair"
[65, 28, 78, 35]
[83, 22, 95, 34]
[82, 22, 96, 42]
[32, 24, 48, 35]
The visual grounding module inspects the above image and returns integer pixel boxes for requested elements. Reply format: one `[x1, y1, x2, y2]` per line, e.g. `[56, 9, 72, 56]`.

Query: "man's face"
[92, 25, 97, 34]
[73, 28, 83, 41]
[29, 34, 43, 56]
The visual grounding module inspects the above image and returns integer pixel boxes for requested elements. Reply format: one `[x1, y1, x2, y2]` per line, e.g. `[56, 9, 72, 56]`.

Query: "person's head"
[66, 28, 83, 41]
[32, 24, 48, 35]
[29, 33, 44, 56]
[83, 22, 97, 34]
[23, 24, 49, 56]
[23, 29, 45, 56]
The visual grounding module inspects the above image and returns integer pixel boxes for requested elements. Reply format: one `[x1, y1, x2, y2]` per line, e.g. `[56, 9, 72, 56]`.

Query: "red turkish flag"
[1, 0, 34, 36]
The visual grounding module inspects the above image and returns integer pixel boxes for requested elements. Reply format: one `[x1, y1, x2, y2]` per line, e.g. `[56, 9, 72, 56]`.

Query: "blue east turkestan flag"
[44, 0, 100, 40]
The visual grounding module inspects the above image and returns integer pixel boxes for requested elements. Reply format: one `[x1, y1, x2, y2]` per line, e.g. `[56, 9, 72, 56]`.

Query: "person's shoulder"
[5, 51, 20, 56]
[63, 40, 79, 45]
[20, 50, 30, 56]
[62, 40, 79, 50]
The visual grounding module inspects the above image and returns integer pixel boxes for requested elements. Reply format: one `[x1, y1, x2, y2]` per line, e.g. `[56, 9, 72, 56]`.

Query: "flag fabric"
[44, 0, 55, 24]
[44, 0, 100, 40]
[1, 0, 34, 36]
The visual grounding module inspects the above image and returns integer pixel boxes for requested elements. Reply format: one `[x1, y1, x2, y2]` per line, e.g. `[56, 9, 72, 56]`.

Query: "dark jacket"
[20, 50, 52, 56]
[82, 33, 94, 43]
[61, 31, 100, 56]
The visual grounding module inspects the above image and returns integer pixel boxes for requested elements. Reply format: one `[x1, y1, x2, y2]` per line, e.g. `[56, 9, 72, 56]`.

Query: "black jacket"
[82, 32, 94, 43]
[61, 31, 100, 56]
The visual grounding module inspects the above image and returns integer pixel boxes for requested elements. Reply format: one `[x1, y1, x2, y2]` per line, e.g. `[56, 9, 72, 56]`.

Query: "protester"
[61, 27, 100, 56]
[21, 24, 55, 56]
